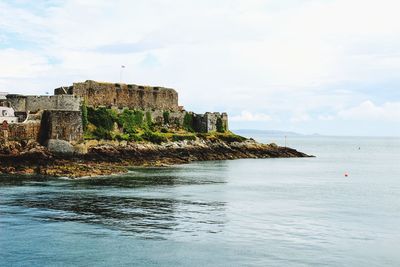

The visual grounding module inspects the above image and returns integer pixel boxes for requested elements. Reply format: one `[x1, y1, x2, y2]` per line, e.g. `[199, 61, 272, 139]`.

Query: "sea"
[0, 135, 399, 266]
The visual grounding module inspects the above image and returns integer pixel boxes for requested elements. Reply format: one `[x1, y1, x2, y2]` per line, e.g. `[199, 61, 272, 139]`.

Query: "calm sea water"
[1, 135, 400, 266]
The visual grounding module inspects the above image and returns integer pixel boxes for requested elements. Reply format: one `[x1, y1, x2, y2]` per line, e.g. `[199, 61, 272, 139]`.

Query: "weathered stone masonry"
[193, 112, 228, 133]
[55, 80, 178, 111]
[53, 80, 228, 133]
[0, 122, 41, 142]
[6, 94, 81, 113]
[39, 110, 83, 144]
[1, 80, 229, 145]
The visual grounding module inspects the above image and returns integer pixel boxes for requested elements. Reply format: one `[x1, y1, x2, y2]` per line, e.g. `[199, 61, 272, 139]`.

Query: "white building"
[0, 92, 8, 100]
[0, 107, 18, 123]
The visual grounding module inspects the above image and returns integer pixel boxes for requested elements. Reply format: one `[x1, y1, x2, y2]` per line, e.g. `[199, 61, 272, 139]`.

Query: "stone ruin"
[0, 80, 228, 144]
[55, 80, 178, 111]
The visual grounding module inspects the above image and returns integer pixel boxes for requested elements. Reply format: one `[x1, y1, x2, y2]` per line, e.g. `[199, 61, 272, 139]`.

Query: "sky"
[1, 0, 400, 136]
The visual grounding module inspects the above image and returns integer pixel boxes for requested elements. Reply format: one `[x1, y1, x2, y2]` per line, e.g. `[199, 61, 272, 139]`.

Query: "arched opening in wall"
[113, 98, 116, 105]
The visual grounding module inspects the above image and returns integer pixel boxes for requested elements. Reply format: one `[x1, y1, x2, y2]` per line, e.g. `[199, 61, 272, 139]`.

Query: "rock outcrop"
[0, 139, 312, 178]
[46, 139, 75, 155]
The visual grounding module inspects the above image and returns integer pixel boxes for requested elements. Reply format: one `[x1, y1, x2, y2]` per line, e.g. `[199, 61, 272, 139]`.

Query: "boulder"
[46, 139, 75, 155]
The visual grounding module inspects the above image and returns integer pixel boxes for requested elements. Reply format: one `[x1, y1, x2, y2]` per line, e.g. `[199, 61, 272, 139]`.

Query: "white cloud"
[290, 113, 311, 123]
[1, 0, 400, 134]
[317, 115, 335, 121]
[0, 49, 51, 78]
[338, 101, 400, 121]
[231, 111, 272, 122]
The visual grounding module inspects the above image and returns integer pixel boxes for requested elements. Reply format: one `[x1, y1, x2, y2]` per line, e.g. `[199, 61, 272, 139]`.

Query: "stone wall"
[148, 110, 186, 126]
[55, 80, 179, 111]
[39, 110, 83, 144]
[193, 112, 228, 133]
[0, 121, 41, 142]
[6, 94, 81, 113]
[4, 95, 26, 112]
[140, 110, 227, 133]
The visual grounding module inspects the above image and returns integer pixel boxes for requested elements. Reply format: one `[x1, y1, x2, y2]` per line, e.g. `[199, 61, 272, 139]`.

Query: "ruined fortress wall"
[5, 95, 26, 112]
[25, 95, 81, 113]
[143, 110, 227, 132]
[40, 110, 83, 143]
[221, 113, 228, 131]
[193, 113, 208, 133]
[0, 121, 41, 142]
[205, 113, 219, 132]
[168, 111, 186, 126]
[149, 110, 186, 126]
[6, 95, 81, 113]
[193, 112, 229, 133]
[55, 80, 179, 111]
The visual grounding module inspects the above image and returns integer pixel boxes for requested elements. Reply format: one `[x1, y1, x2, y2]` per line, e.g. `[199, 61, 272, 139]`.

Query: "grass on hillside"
[83, 106, 245, 144]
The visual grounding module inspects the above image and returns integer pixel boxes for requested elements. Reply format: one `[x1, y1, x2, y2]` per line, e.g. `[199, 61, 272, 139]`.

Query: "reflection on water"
[0, 166, 228, 240]
[1, 138, 400, 266]
[4, 194, 226, 239]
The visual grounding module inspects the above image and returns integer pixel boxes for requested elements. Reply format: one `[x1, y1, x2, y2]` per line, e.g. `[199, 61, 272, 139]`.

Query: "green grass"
[84, 107, 245, 144]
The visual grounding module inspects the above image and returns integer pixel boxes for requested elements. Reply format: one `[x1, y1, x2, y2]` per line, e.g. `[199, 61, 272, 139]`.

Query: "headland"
[0, 80, 311, 178]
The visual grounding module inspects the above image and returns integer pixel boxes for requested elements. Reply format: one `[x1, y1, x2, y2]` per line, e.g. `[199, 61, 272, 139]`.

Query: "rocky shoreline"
[0, 139, 312, 178]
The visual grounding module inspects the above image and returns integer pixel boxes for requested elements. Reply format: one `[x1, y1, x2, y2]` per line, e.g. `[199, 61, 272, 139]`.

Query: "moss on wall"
[216, 117, 225, 133]
[87, 107, 116, 132]
[117, 109, 144, 134]
[145, 111, 152, 129]
[183, 113, 194, 132]
[163, 111, 170, 124]
[81, 101, 88, 131]
[83, 107, 231, 144]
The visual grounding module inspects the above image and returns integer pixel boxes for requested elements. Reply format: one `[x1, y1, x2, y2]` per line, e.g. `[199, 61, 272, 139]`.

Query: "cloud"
[290, 113, 311, 123]
[1, 0, 400, 134]
[231, 111, 272, 122]
[317, 115, 335, 121]
[0, 49, 50, 78]
[338, 100, 400, 121]
[94, 41, 163, 54]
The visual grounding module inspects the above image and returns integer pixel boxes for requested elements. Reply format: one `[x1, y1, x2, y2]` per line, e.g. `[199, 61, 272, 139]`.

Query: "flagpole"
[120, 65, 126, 83]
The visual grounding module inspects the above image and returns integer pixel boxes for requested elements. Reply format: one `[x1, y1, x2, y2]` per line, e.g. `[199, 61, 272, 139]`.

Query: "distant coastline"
[233, 129, 304, 136]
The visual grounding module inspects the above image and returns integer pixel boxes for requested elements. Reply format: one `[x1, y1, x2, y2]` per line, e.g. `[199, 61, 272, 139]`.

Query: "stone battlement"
[39, 110, 83, 144]
[0, 80, 228, 145]
[193, 112, 228, 133]
[5, 94, 81, 113]
[55, 80, 179, 111]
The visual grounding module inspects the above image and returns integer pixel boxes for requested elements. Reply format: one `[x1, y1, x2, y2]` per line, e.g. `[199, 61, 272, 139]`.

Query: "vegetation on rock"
[171, 133, 196, 141]
[163, 111, 170, 124]
[197, 131, 246, 143]
[117, 109, 143, 133]
[216, 117, 225, 133]
[145, 111, 152, 128]
[81, 101, 88, 131]
[183, 113, 194, 132]
[141, 130, 167, 144]
[84, 107, 243, 144]
[87, 107, 116, 132]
